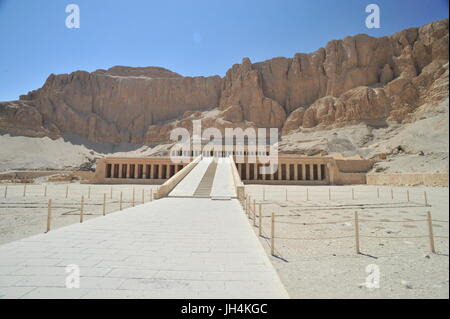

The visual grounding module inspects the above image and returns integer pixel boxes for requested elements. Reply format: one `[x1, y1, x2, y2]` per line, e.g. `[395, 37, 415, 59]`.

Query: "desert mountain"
[0, 19, 448, 172]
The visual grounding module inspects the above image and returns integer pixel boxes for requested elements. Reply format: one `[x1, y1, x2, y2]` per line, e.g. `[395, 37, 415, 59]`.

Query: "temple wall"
[367, 173, 449, 186]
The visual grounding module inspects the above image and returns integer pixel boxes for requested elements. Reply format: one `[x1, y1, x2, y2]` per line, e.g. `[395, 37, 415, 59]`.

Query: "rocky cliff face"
[0, 19, 448, 145]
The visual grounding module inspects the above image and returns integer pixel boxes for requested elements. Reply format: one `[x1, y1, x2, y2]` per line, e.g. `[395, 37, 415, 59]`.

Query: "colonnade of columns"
[105, 163, 185, 180]
[236, 162, 327, 181]
[171, 150, 270, 157]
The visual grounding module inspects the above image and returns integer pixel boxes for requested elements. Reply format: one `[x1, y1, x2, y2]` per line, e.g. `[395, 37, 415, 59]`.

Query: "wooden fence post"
[4, 185, 7, 198]
[132, 188, 135, 207]
[427, 211, 436, 253]
[102, 193, 106, 216]
[80, 195, 84, 223]
[247, 197, 251, 217]
[391, 188, 394, 200]
[377, 188, 380, 199]
[120, 192, 123, 210]
[23, 184, 26, 197]
[142, 189, 145, 204]
[65, 184, 69, 198]
[306, 187, 309, 201]
[258, 204, 262, 236]
[271, 212, 275, 256]
[352, 188, 354, 200]
[110, 186, 113, 199]
[245, 196, 248, 216]
[354, 211, 360, 254]
[88, 186, 91, 200]
[406, 189, 410, 202]
[46, 199, 52, 233]
[44, 185, 47, 197]
[328, 187, 331, 201]
[285, 188, 288, 202]
[424, 191, 428, 206]
[253, 199, 257, 226]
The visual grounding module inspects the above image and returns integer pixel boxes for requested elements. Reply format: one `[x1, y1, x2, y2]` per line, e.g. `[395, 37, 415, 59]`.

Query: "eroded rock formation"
[0, 18, 448, 144]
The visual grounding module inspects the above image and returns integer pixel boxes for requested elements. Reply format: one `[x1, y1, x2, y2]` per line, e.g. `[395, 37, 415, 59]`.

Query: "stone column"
[245, 163, 250, 180]
[286, 163, 291, 180]
[310, 164, 314, 181]
[294, 164, 298, 180]
[278, 164, 282, 180]
[158, 165, 163, 179]
[126, 165, 131, 178]
[318, 164, 322, 181]
[302, 164, 306, 181]
[166, 165, 171, 179]
[150, 165, 155, 179]
[254, 164, 258, 181]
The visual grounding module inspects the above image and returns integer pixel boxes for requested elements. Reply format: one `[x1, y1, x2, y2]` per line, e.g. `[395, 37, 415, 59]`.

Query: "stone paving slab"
[0, 198, 289, 299]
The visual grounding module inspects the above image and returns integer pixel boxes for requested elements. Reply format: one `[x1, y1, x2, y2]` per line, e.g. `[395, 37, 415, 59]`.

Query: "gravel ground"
[244, 184, 449, 299]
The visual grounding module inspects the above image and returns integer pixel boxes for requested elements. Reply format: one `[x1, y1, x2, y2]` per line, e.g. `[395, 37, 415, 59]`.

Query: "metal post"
[328, 187, 331, 201]
[407, 189, 410, 202]
[391, 188, 394, 200]
[120, 191, 123, 210]
[65, 184, 69, 198]
[88, 186, 91, 200]
[285, 188, 288, 202]
[377, 188, 380, 199]
[4, 185, 7, 198]
[352, 188, 354, 200]
[306, 187, 309, 201]
[424, 191, 428, 206]
[23, 184, 26, 197]
[142, 189, 145, 204]
[110, 186, 113, 199]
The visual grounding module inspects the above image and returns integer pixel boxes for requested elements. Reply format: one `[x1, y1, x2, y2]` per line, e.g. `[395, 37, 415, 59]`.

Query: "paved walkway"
[0, 198, 288, 299]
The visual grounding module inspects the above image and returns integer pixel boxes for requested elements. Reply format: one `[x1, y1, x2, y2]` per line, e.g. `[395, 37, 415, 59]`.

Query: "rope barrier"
[275, 219, 353, 225]
[358, 219, 427, 223]
[275, 235, 354, 240]
[361, 235, 428, 239]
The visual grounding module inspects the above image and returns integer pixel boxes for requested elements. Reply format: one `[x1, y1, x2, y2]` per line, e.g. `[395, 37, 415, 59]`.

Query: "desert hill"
[0, 18, 448, 174]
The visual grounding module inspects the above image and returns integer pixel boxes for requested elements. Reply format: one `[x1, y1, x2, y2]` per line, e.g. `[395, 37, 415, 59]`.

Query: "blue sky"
[0, 0, 448, 101]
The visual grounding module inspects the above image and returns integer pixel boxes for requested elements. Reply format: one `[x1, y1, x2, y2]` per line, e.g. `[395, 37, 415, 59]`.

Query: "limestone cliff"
[0, 18, 448, 145]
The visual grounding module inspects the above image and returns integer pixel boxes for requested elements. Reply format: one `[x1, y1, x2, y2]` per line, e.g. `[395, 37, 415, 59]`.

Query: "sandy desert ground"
[0, 181, 448, 298]
[0, 182, 158, 244]
[244, 184, 449, 299]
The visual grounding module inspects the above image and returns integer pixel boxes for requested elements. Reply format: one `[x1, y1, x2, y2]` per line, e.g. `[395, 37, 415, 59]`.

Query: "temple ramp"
[210, 158, 237, 199]
[193, 161, 218, 197]
[168, 157, 212, 197]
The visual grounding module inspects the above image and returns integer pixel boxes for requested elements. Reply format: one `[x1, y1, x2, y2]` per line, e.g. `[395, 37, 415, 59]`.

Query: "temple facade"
[93, 152, 373, 185]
